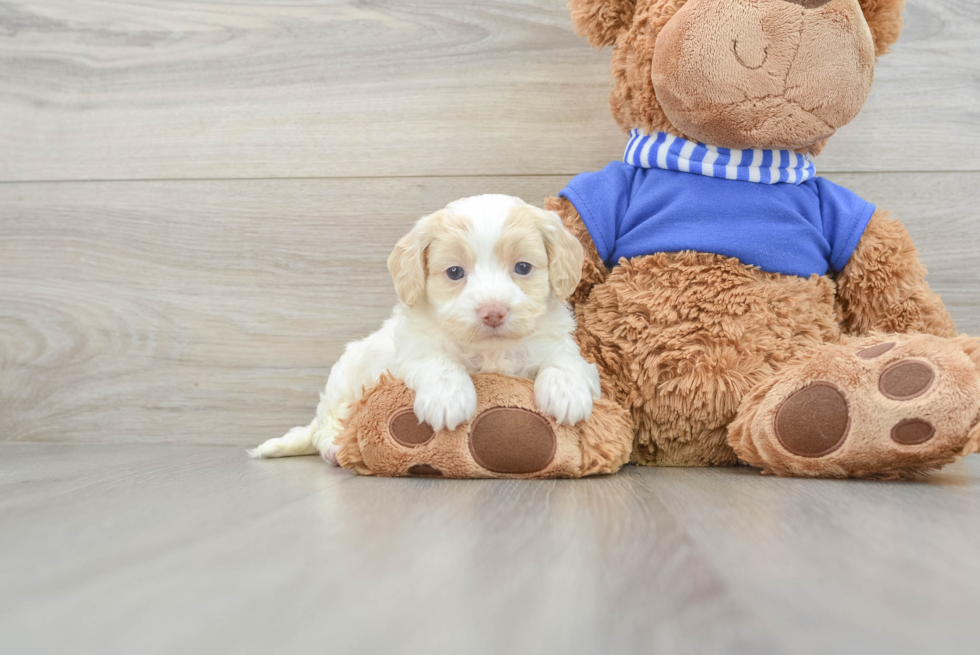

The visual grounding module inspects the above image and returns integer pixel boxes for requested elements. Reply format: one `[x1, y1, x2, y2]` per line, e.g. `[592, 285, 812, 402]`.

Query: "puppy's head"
[388, 195, 584, 343]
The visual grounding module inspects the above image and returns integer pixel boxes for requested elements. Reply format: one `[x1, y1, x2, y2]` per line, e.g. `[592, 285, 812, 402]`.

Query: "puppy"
[250, 194, 601, 463]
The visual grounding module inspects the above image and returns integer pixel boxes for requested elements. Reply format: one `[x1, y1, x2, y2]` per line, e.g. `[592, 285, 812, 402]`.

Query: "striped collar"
[624, 129, 816, 185]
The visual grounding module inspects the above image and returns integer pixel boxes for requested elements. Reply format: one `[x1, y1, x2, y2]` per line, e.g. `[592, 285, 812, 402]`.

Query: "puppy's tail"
[248, 419, 319, 459]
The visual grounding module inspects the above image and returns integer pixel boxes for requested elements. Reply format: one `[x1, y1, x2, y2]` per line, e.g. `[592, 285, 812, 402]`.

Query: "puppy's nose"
[478, 303, 509, 328]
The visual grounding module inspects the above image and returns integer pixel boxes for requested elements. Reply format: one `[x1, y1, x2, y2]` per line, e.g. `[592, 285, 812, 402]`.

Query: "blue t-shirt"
[559, 161, 876, 278]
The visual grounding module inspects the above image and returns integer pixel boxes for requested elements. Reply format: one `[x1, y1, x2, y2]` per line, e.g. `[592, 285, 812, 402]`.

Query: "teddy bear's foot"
[387, 405, 559, 477]
[334, 373, 632, 479]
[729, 334, 980, 479]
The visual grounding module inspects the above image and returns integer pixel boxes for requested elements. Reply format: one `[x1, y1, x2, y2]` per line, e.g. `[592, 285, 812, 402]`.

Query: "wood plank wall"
[2, 0, 978, 446]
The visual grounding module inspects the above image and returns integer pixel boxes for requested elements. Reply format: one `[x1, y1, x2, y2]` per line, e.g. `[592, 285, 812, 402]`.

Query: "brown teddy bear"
[338, 0, 980, 479]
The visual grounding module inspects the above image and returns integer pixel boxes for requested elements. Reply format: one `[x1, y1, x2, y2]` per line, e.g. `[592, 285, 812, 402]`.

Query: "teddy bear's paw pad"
[407, 464, 443, 477]
[878, 360, 935, 400]
[891, 419, 936, 445]
[857, 342, 895, 359]
[774, 382, 850, 457]
[388, 408, 435, 448]
[468, 407, 556, 474]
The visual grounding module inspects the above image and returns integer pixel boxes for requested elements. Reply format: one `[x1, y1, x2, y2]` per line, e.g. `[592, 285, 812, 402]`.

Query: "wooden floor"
[2, 443, 980, 655]
[3, 1, 980, 652]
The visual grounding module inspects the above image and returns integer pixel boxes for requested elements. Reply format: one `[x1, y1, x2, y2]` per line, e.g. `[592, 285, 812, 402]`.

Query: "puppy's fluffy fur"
[250, 195, 601, 462]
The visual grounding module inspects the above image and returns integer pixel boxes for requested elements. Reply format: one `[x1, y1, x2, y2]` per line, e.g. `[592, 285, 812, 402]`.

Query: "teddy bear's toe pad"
[468, 408, 557, 474]
[407, 464, 443, 477]
[733, 335, 980, 478]
[891, 418, 935, 445]
[858, 342, 895, 359]
[389, 409, 435, 447]
[878, 360, 935, 400]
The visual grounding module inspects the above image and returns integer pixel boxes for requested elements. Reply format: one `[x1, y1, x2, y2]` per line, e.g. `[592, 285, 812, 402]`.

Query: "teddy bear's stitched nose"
[782, 0, 832, 8]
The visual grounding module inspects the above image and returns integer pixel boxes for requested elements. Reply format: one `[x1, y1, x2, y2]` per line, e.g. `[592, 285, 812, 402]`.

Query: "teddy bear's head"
[570, 0, 904, 153]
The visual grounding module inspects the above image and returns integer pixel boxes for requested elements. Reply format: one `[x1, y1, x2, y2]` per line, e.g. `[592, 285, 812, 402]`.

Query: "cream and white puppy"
[250, 194, 601, 463]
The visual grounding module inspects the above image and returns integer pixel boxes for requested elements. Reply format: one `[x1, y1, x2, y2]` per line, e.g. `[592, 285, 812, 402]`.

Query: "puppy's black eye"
[446, 266, 466, 281]
[514, 262, 532, 276]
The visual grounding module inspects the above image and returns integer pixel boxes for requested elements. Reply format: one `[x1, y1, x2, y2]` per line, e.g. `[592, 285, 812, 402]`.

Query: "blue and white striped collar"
[624, 129, 816, 185]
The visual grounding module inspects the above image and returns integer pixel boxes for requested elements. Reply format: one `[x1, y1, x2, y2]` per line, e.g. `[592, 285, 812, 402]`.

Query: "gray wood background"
[2, 0, 979, 447]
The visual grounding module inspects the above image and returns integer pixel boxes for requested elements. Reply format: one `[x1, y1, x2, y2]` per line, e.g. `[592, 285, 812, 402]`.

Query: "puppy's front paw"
[413, 372, 478, 432]
[535, 366, 596, 425]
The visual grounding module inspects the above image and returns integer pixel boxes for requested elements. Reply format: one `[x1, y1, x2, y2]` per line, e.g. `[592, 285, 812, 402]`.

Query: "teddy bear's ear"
[859, 0, 905, 56]
[568, 0, 636, 47]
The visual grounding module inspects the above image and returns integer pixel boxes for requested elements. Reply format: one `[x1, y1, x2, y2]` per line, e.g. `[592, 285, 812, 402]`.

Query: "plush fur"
[554, 0, 980, 478]
[835, 210, 957, 337]
[574, 250, 843, 466]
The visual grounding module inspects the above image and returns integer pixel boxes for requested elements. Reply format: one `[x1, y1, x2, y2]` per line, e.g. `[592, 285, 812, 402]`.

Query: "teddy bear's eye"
[446, 266, 466, 281]
[514, 262, 532, 276]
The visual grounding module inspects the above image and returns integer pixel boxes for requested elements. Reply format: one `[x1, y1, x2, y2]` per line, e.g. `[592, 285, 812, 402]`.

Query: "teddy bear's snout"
[651, 0, 875, 150]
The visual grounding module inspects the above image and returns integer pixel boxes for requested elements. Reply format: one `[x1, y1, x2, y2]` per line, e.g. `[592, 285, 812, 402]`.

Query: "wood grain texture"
[1, 442, 978, 655]
[1, 173, 977, 446]
[0, 176, 572, 445]
[1, 0, 978, 182]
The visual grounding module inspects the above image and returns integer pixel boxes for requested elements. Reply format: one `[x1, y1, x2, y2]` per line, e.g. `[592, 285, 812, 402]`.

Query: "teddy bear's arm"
[835, 209, 957, 338]
[545, 196, 610, 304]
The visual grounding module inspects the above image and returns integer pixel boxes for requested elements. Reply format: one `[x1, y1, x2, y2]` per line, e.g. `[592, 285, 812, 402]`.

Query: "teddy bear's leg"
[729, 334, 980, 479]
[334, 373, 632, 478]
[573, 251, 845, 468]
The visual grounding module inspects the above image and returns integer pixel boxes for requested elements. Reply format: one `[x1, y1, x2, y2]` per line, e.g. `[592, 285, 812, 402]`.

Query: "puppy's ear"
[388, 211, 442, 307]
[530, 206, 585, 302]
[569, 0, 636, 48]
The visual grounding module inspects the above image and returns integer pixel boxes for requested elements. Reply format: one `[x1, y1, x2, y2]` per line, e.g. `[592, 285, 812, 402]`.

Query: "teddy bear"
[337, 0, 980, 479]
